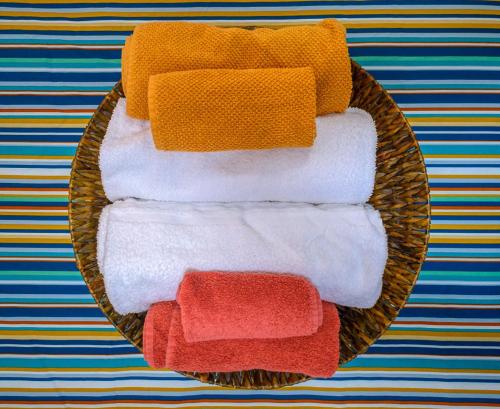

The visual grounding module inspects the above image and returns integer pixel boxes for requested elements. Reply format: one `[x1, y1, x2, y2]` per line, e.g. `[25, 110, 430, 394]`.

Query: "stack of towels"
[98, 19, 388, 378]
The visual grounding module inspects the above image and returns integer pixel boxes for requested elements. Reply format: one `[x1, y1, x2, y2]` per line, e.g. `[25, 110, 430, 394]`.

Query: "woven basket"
[69, 60, 430, 389]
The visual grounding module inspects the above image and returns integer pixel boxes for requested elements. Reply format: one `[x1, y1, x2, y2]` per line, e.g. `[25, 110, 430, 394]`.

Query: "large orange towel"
[122, 19, 351, 120]
[148, 68, 317, 151]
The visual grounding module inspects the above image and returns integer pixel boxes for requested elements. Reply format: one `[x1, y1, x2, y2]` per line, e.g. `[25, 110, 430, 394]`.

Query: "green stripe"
[421, 146, 500, 155]
[0, 146, 76, 155]
[0, 357, 147, 369]
[344, 357, 500, 370]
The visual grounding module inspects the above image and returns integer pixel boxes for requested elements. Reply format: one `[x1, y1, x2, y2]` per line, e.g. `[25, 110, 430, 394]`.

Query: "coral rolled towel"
[142, 301, 175, 368]
[166, 302, 340, 377]
[123, 19, 351, 119]
[176, 271, 323, 342]
[148, 68, 317, 151]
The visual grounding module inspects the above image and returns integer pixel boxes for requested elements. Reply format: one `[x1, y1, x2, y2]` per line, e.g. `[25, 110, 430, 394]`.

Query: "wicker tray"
[69, 60, 430, 389]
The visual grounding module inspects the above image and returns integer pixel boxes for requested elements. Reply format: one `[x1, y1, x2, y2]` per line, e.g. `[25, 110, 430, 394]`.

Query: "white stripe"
[392, 89, 500, 94]
[0, 35, 126, 40]
[0, 353, 141, 358]
[383, 80, 500, 85]
[408, 303, 500, 308]
[430, 232, 500, 237]
[1, 4, 500, 12]
[0, 81, 114, 86]
[375, 343, 500, 350]
[428, 168, 500, 175]
[410, 294, 500, 300]
[0, 68, 120, 73]
[390, 323, 500, 329]
[422, 141, 500, 145]
[0, 168, 70, 176]
[0, 280, 82, 285]
[0, 219, 68, 223]
[0, 91, 106, 96]
[418, 280, 500, 285]
[360, 65, 500, 71]
[361, 354, 500, 360]
[0, 142, 76, 147]
[0, 294, 91, 299]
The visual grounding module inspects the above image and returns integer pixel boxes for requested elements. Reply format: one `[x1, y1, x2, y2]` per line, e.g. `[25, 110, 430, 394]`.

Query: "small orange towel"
[122, 19, 351, 119]
[148, 68, 317, 151]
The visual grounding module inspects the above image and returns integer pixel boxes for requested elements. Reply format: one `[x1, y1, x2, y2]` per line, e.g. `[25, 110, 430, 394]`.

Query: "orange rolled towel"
[148, 68, 317, 151]
[123, 19, 351, 119]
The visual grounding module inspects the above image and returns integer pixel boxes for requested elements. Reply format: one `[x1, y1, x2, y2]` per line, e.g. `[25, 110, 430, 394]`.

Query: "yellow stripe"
[431, 224, 500, 230]
[409, 117, 500, 123]
[3, 9, 500, 17]
[0, 211, 68, 216]
[429, 237, 500, 244]
[340, 367, 500, 373]
[0, 194, 68, 198]
[2, 386, 498, 393]
[0, 175, 68, 180]
[409, 121, 500, 127]
[425, 172, 500, 175]
[431, 211, 500, 216]
[0, 331, 122, 338]
[0, 21, 498, 30]
[0, 224, 69, 230]
[0, 118, 89, 124]
[383, 333, 500, 340]
[0, 155, 74, 159]
[0, 237, 71, 243]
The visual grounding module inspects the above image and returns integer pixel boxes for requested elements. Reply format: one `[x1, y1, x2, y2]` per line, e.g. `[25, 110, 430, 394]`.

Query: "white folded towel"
[97, 199, 387, 314]
[99, 99, 377, 204]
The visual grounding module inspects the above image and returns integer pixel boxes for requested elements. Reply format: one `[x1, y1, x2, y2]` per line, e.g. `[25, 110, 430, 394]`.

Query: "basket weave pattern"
[69, 61, 430, 389]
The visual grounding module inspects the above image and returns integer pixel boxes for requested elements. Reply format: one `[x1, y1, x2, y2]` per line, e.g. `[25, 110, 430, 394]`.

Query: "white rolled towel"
[99, 99, 377, 204]
[97, 199, 387, 314]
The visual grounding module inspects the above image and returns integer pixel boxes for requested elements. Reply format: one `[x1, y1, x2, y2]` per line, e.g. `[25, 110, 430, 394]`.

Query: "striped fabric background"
[0, 0, 499, 407]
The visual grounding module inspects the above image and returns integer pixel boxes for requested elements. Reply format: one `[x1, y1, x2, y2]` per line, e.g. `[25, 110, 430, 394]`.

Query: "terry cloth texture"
[122, 19, 351, 119]
[100, 98, 376, 204]
[148, 67, 317, 151]
[176, 271, 323, 342]
[97, 199, 387, 314]
[142, 301, 175, 369]
[121, 36, 131, 95]
[164, 301, 340, 377]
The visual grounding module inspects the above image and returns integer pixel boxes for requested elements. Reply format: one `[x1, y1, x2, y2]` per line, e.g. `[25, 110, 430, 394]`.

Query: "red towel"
[176, 271, 323, 342]
[167, 301, 340, 377]
[143, 301, 340, 378]
[142, 301, 176, 368]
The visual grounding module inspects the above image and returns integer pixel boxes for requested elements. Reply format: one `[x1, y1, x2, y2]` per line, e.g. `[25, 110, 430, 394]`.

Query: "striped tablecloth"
[0, 1, 499, 407]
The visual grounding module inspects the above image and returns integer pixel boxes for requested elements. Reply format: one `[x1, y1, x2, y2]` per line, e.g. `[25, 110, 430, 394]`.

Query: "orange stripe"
[0, 108, 94, 113]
